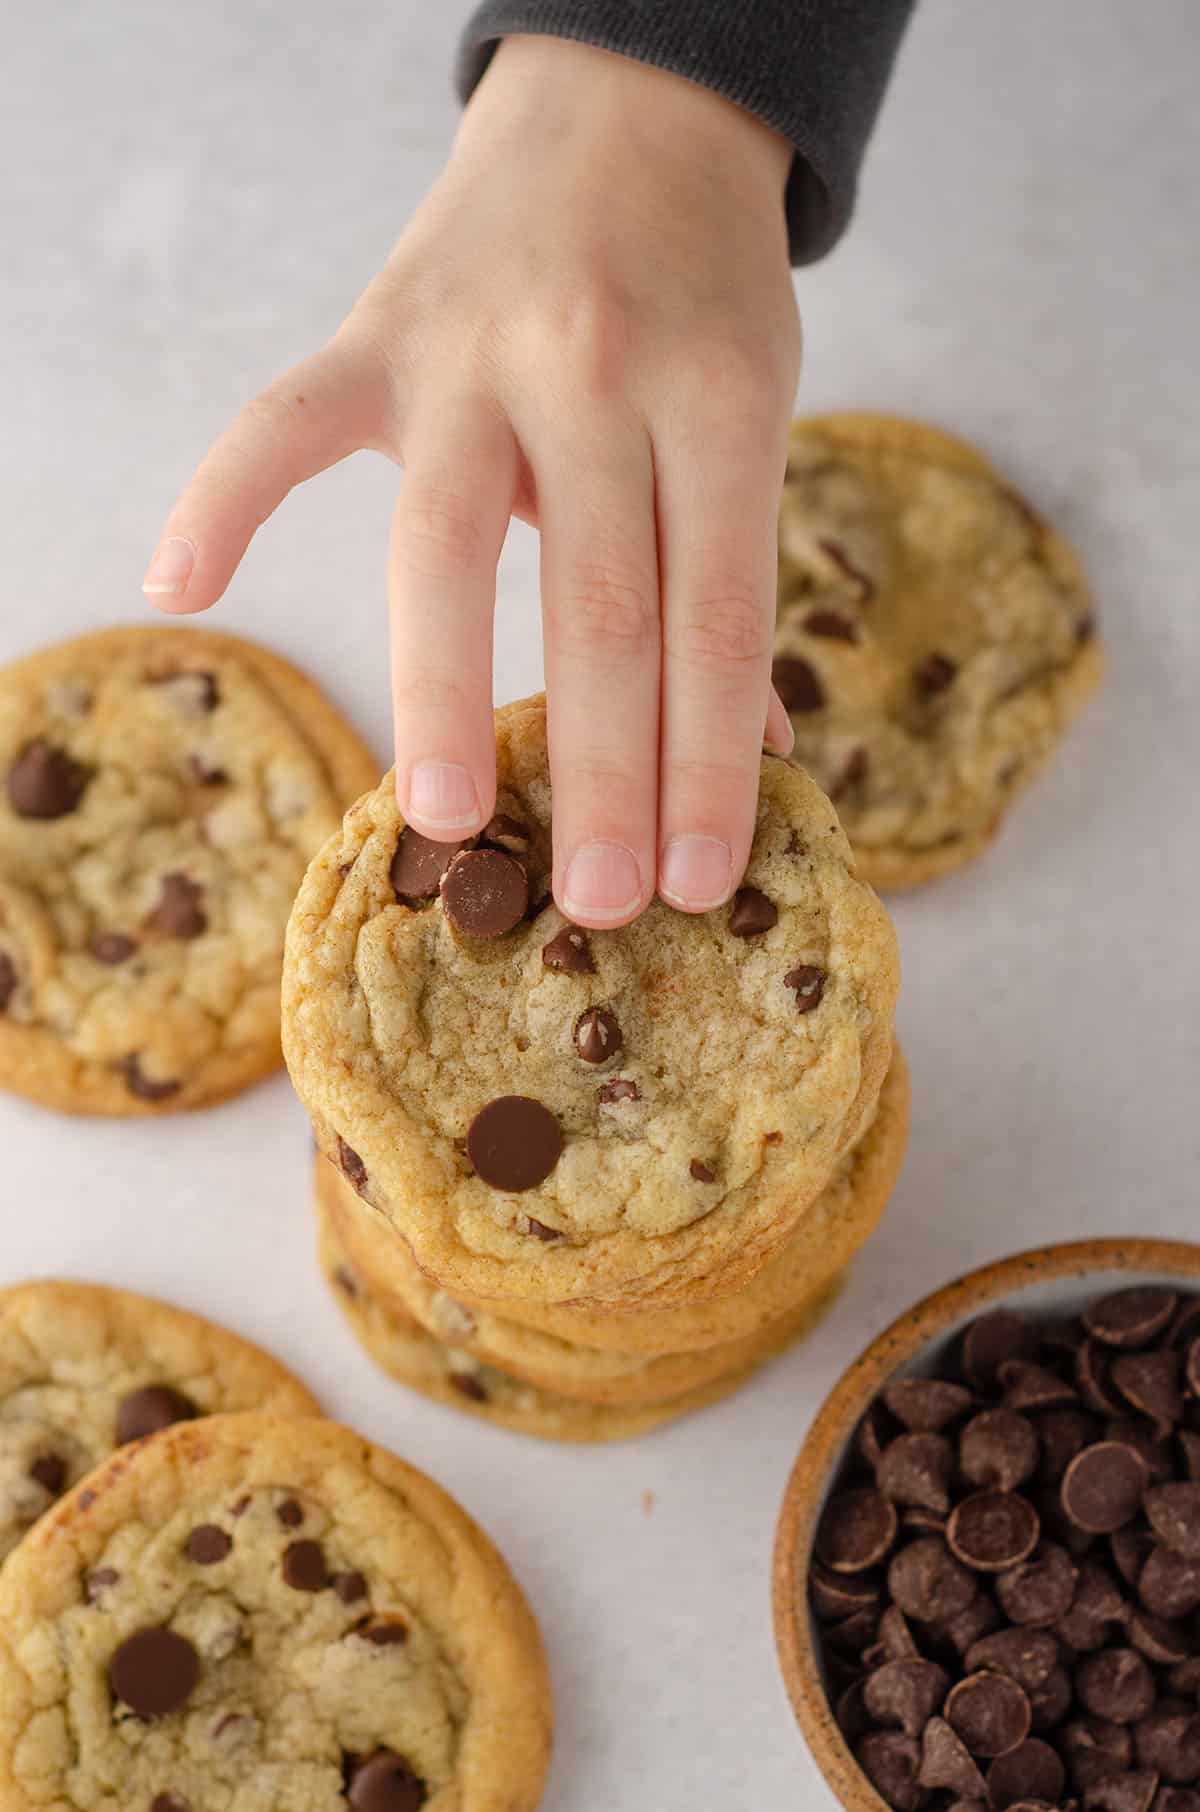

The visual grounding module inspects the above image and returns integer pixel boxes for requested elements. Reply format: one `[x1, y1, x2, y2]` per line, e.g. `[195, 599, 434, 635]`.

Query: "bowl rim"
[771, 1235, 1200, 1812]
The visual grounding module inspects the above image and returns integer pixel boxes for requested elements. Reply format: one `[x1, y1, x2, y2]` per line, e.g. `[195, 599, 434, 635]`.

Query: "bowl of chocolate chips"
[773, 1240, 1200, 1812]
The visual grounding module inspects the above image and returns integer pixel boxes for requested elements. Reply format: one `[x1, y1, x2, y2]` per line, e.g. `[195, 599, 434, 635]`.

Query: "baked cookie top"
[284, 695, 898, 1307]
[0, 626, 378, 1113]
[0, 1280, 318, 1563]
[773, 414, 1103, 890]
[0, 1413, 551, 1812]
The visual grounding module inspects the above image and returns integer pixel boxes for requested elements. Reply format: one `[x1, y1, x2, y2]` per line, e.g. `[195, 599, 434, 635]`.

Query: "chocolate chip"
[784, 964, 827, 1012]
[450, 1372, 489, 1403]
[7, 739, 90, 818]
[574, 1006, 622, 1065]
[948, 1493, 1041, 1571]
[919, 1716, 989, 1797]
[729, 887, 778, 937]
[1026, 1662, 1072, 1733]
[115, 1385, 197, 1445]
[147, 873, 207, 939]
[966, 1630, 1061, 1695]
[877, 1433, 956, 1514]
[1146, 1484, 1200, 1557]
[347, 1749, 428, 1812]
[598, 1078, 640, 1105]
[946, 1670, 1033, 1757]
[1180, 1432, 1200, 1482]
[276, 1499, 304, 1528]
[1166, 1658, 1200, 1697]
[988, 1738, 1067, 1810]
[481, 813, 530, 849]
[889, 1538, 977, 1622]
[151, 1796, 191, 1812]
[466, 1096, 562, 1191]
[962, 1314, 1038, 1390]
[831, 745, 870, 801]
[805, 608, 859, 643]
[1082, 1774, 1162, 1812]
[996, 1543, 1079, 1626]
[884, 1379, 974, 1434]
[1157, 1791, 1200, 1812]
[1084, 1288, 1178, 1349]
[1055, 1559, 1127, 1651]
[940, 1593, 1003, 1656]
[836, 1677, 871, 1743]
[187, 753, 227, 786]
[91, 932, 137, 964]
[333, 1571, 368, 1605]
[525, 1217, 563, 1242]
[689, 1160, 716, 1184]
[810, 1564, 882, 1623]
[361, 1620, 408, 1646]
[1114, 1351, 1184, 1430]
[857, 1732, 924, 1811]
[1140, 1545, 1200, 1618]
[1064, 1716, 1137, 1789]
[1187, 1343, 1200, 1401]
[109, 1628, 199, 1719]
[1077, 1648, 1157, 1724]
[29, 1453, 66, 1496]
[875, 1604, 922, 1661]
[863, 1658, 952, 1737]
[391, 828, 469, 903]
[282, 1540, 327, 1592]
[85, 1567, 120, 1601]
[441, 847, 528, 937]
[818, 538, 875, 600]
[1000, 1360, 1080, 1414]
[772, 654, 825, 713]
[961, 1410, 1039, 1493]
[1037, 1408, 1100, 1484]
[185, 1525, 231, 1565]
[916, 653, 958, 696]
[1113, 1526, 1156, 1587]
[1078, 1339, 1128, 1415]
[334, 1265, 359, 1298]
[1127, 1609, 1190, 1666]
[827, 1607, 880, 1657]
[121, 1056, 182, 1102]
[1062, 1443, 1149, 1533]
[0, 951, 15, 1011]
[542, 924, 595, 974]
[816, 1489, 899, 1574]
[337, 1138, 370, 1198]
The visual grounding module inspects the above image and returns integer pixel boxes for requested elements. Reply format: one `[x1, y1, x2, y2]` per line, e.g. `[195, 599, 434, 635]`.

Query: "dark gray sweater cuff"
[455, 1, 915, 264]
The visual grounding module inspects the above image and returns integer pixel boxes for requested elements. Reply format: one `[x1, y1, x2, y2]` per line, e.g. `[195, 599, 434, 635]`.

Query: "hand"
[144, 34, 800, 927]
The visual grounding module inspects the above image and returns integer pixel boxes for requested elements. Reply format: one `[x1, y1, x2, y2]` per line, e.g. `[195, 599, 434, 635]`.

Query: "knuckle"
[394, 483, 484, 578]
[547, 563, 658, 660]
[670, 586, 770, 670]
[532, 286, 632, 400]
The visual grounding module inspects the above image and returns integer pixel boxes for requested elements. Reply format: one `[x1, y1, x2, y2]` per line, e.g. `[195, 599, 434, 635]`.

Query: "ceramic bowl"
[771, 1237, 1200, 1811]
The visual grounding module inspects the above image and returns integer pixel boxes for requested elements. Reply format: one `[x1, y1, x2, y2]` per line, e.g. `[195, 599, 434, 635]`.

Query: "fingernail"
[407, 760, 480, 832]
[561, 841, 643, 923]
[659, 835, 734, 911]
[142, 536, 196, 597]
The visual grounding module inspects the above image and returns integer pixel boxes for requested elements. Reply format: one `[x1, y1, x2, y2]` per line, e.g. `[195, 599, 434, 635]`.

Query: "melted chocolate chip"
[187, 753, 228, 786]
[729, 887, 778, 937]
[450, 1372, 489, 1403]
[689, 1160, 716, 1184]
[361, 1620, 408, 1646]
[772, 654, 826, 713]
[525, 1217, 563, 1242]
[7, 739, 90, 818]
[121, 1056, 182, 1102]
[185, 1525, 231, 1565]
[805, 609, 859, 643]
[466, 1096, 562, 1191]
[275, 1499, 305, 1527]
[542, 924, 596, 974]
[29, 1453, 67, 1496]
[282, 1539, 327, 1592]
[347, 1749, 428, 1812]
[333, 1571, 368, 1604]
[818, 538, 875, 600]
[147, 873, 207, 939]
[85, 1567, 120, 1601]
[337, 1138, 370, 1198]
[0, 952, 15, 1011]
[598, 1078, 640, 1105]
[91, 932, 137, 964]
[151, 1795, 191, 1812]
[115, 1385, 197, 1445]
[391, 827, 468, 903]
[109, 1628, 199, 1719]
[915, 653, 959, 696]
[574, 1006, 622, 1065]
[784, 964, 827, 1013]
[441, 847, 528, 937]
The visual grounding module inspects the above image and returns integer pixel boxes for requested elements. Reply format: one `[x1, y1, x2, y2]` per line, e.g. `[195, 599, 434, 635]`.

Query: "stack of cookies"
[284, 694, 906, 1441]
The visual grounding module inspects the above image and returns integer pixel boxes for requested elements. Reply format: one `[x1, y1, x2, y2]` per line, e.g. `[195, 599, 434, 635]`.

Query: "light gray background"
[1, 3, 1197, 1805]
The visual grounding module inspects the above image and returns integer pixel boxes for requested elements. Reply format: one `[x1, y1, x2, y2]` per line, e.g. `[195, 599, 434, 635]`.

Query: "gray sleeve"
[455, 2, 916, 264]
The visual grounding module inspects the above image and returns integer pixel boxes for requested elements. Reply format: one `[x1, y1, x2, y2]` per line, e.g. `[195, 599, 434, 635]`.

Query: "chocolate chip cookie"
[319, 1201, 841, 1443]
[0, 626, 378, 1113]
[0, 1280, 318, 1564]
[284, 694, 899, 1310]
[324, 1047, 909, 1366]
[774, 414, 1103, 890]
[318, 1149, 846, 1409]
[0, 1412, 551, 1811]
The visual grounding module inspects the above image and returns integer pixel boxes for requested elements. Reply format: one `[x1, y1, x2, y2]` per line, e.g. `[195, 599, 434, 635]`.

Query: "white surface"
[1, 2, 1198, 1805]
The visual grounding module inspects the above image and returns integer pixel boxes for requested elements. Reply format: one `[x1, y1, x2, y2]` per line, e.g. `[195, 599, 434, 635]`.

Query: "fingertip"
[397, 758, 494, 841]
[764, 686, 795, 755]
[657, 833, 737, 914]
[141, 536, 199, 611]
[556, 839, 651, 931]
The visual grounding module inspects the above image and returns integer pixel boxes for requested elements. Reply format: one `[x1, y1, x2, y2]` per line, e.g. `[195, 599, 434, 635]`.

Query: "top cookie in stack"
[283, 695, 899, 1325]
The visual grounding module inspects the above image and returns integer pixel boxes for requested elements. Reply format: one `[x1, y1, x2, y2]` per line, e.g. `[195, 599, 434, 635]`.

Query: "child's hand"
[144, 35, 800, 927]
